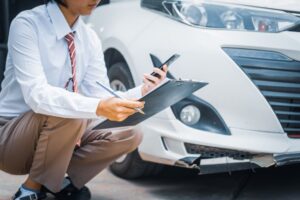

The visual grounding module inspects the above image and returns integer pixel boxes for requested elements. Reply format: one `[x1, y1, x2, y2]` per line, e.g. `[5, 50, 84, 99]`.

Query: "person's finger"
[153, 68, 166, 79]
[115, 114, 129, 122]
[128, 99, 146, 106]
[118, 99, 144, 109]
[143, 77, 156, 88]
[130, 98, 139, 101]
[144, 74, 160, 84]
[162, 65, 168, 72]
[115, 106, 137, 114]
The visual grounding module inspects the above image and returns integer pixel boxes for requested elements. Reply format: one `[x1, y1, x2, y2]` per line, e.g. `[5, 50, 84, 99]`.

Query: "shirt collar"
[46, 2, 83, 41]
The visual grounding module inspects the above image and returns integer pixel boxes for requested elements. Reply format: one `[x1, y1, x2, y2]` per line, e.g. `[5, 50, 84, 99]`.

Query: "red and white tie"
[65, 33, 81, 146]
[65, 32, 78, 93]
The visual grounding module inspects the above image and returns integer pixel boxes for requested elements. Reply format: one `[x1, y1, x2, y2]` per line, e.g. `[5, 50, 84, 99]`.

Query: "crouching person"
[0, 0, 167, 199]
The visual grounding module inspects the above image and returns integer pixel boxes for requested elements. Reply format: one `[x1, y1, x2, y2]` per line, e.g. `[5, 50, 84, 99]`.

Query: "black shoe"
[42, 179, 91, 200]
[13, 188, 47, 200]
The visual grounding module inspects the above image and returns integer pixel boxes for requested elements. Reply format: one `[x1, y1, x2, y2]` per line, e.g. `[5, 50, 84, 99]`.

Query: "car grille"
[184, 143, 253, 160]
[223, 48, 300, 138]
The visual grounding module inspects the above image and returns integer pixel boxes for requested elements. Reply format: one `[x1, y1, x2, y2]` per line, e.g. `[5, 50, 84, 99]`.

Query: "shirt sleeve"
[8, 16, 101, 119]
[79, 29, 143, 100]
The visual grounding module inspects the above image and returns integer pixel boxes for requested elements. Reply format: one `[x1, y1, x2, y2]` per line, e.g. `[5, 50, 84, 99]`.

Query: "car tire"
[108, 62, 135, 91]
[110, 149, 164, 179]
[107, 62, 164, 179]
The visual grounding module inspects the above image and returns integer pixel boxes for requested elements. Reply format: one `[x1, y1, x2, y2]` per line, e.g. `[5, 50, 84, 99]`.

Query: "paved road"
[1, 164, 300, 200]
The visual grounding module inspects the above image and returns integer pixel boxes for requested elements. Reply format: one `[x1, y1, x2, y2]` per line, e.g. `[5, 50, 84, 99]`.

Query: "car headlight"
[180, 104, 201, 126]
[162, 0, 300, 32]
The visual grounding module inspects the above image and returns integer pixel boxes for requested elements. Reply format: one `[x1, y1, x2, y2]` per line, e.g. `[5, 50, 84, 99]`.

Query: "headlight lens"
[162, 0, 300, 32]
[179, 105, 201, 126]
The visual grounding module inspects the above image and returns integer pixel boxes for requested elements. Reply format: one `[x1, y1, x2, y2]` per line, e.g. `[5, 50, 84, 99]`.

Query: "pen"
[96, 81, 145, 115]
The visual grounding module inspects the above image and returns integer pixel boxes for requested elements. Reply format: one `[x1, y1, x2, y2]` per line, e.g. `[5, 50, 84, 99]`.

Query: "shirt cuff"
[84, 97, 102, 119]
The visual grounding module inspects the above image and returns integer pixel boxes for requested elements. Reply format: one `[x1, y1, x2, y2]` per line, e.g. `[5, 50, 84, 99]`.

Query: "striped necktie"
[65, 32, 78, 93]
[65, 33, 81, 146]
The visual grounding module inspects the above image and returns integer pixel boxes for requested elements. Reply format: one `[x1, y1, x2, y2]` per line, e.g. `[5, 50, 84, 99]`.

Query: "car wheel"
[108, 62, 164, 179]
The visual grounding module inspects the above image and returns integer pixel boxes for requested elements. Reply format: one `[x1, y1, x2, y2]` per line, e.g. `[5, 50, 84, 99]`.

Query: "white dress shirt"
[0, 2, 141, 119]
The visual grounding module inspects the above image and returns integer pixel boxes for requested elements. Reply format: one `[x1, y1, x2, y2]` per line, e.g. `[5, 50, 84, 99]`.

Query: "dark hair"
[45, 0, 67, 7]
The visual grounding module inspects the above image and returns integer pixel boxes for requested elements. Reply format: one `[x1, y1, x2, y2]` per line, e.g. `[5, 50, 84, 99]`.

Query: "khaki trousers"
[0, 111, 143, 192]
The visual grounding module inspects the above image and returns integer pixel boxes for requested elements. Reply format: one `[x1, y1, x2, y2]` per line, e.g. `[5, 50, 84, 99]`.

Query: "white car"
[87, 0, 300, 179]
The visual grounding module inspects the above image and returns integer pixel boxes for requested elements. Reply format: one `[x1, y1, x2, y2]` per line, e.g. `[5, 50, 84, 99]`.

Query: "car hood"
[210, 0, 300, 12]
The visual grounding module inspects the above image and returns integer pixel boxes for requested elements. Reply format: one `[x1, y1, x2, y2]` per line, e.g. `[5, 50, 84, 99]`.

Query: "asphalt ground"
[1, 164, 300, 200]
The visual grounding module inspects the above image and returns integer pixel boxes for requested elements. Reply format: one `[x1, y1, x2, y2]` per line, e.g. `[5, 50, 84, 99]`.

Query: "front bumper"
[138, 117, 300, 173]
[138, 117, 293, 167]
[274, 152, 300, 166]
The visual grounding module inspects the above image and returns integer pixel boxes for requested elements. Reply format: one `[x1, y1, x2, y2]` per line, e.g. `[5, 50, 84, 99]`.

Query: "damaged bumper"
[175, 150, 300, 175]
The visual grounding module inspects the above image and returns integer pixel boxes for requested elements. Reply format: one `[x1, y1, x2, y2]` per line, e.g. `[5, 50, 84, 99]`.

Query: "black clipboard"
[93, 79, 208, 130]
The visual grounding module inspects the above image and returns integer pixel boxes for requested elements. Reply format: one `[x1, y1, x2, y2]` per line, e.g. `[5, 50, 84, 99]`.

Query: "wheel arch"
[104, 47, 138, 87]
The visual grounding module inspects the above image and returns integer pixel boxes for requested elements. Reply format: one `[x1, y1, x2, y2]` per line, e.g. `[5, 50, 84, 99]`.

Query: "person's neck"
[58, 4, 79, 28]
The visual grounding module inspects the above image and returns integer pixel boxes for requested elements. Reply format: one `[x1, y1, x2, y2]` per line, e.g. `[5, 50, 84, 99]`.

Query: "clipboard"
[93, 79, 208, 130]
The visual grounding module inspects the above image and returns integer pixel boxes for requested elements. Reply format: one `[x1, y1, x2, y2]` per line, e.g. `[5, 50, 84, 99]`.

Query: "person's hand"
[141, 65, 168, 96]
[96, 97, 145, 121]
